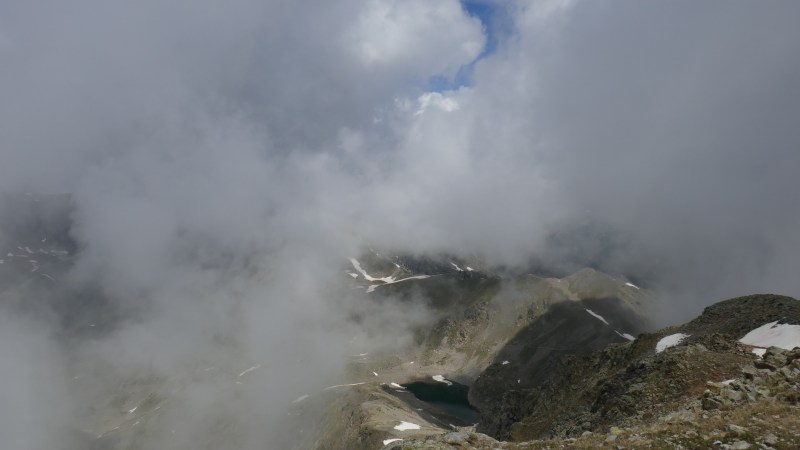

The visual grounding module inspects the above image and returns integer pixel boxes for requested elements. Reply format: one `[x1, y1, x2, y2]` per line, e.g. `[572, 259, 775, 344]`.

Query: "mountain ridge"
[383, 294, 800, 450]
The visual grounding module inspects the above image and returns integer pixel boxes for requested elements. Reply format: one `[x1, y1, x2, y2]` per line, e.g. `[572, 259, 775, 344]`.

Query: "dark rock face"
[471, 294, 800, 442]
[470, 296, 650, 438]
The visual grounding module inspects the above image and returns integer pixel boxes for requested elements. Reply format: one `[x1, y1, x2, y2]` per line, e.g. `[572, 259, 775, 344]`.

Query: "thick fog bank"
[1, 0, 799, 447]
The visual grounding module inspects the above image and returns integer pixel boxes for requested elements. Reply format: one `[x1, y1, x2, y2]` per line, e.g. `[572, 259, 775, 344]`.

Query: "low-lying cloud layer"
[1, 0, 799, 448]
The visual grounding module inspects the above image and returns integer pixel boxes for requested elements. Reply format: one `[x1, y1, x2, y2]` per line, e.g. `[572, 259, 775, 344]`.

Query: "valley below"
[2, 197, 799, 450]
[302, 257, 800, 450]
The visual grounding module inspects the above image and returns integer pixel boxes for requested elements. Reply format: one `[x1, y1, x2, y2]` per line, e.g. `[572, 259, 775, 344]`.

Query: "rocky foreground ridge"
[379, 294, 800, 450]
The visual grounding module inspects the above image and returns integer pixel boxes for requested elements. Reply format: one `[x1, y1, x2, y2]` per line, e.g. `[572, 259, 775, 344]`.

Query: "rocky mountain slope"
[344, 252, 648, 381]
[385, 294, 800, 450]
[304, 254, 651, 450]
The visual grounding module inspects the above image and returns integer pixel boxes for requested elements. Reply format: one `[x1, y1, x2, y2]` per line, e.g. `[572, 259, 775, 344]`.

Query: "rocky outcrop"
[703, 346, 800, 410]
[381, 429, 505, 450]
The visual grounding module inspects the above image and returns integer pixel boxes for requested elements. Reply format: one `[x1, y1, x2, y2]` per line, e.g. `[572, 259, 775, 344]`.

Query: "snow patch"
[349, 258, 395, 283]
[450, 262, 463, 271]
[372, 371, 378, 377]
[501, 360, 510, 365]
[238, 365, 261, 377]
[347, 271, 359, 278]
[389, 382, 405, 389]
[383, 438, 403, 445]
[466, 266, 474, 271]
[366, 275, 432, 293]
[292, 394, 309, 404]
[432, 375, 452, 385]
[625, 282, 640, 289]
[615, 331, 635, 341]
[350, 258, 433, 293]
[752, 348, 767, 357]
[323, 382, 366, 390]
[739, 321, 800, 350]
[393, 421, 421, 431]
[585, 309, 609, 325]
[656, 333, 690, 353]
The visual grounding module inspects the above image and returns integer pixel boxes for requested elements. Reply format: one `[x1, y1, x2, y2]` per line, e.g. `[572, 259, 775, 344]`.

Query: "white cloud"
[520, 0, 576, 25]
[345, 0, 485, 78]
[414, 92, 460, 115]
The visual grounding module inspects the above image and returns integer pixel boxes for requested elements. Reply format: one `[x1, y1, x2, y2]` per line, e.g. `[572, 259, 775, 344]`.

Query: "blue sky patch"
[425, 1, 510, 92]
[461, 0, 503, 58]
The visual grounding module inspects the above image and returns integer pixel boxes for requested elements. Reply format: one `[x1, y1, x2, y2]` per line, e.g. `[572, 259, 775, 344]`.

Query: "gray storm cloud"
[1, 0, 799, 448]
[491, 1, 800, 314]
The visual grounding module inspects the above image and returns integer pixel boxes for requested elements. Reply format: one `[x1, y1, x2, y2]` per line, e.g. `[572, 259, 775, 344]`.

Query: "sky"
[428, 0, 512, 90]
[1, 0, 800, 448]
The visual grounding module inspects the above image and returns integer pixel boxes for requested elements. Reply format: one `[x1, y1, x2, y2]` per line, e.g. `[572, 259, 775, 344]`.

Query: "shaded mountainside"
[469, 297, 646, 417]
[408, 268, 648, 381]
